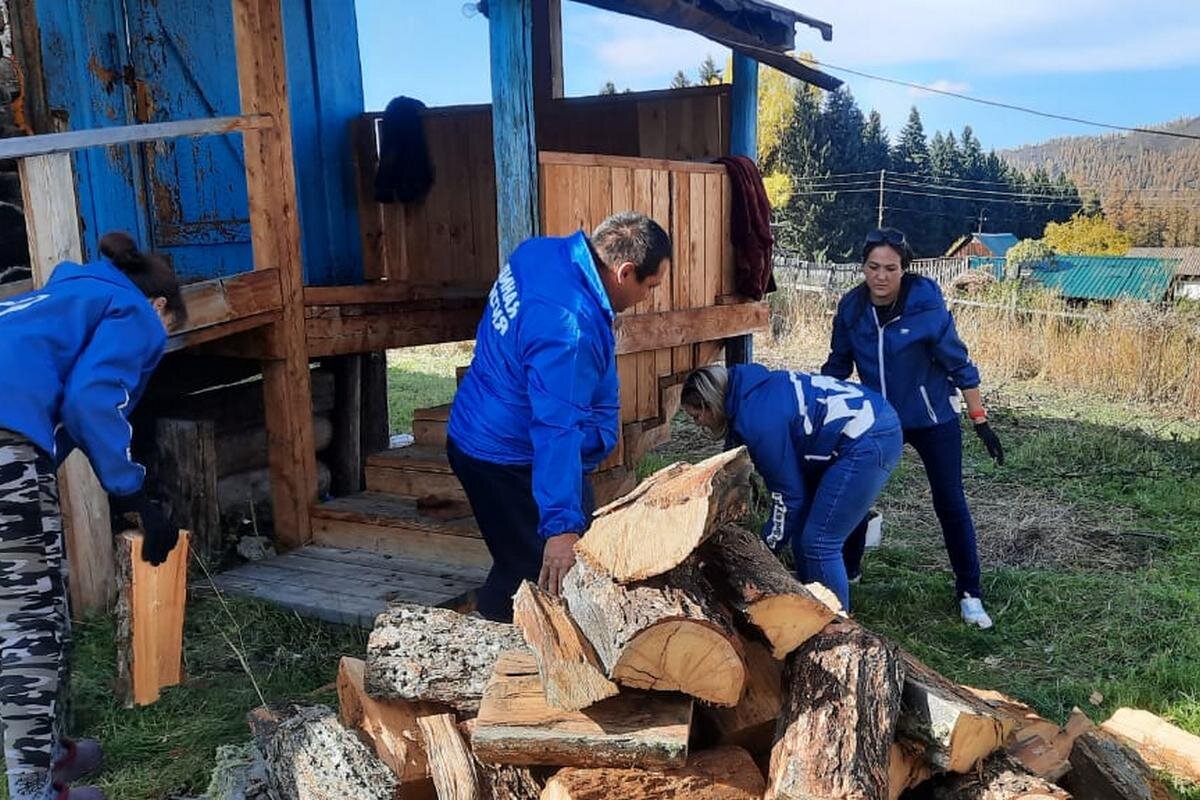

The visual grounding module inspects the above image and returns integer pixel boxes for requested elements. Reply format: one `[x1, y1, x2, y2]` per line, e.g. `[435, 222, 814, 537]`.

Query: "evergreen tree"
[599, 81, 617, 95]
[777, 83, 829, 257]
[670, 70, 692, 89]
[815, 88, 868, 258]
[892, 107, 930, 174]
[698, 54, 722, 85]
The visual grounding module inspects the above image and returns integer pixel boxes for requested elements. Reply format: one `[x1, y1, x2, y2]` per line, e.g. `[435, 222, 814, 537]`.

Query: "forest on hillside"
[1001, 118, 1200, 247]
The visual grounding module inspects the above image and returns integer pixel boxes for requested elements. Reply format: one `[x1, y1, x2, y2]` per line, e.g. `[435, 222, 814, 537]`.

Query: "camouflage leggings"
[0, 429, 70, 800]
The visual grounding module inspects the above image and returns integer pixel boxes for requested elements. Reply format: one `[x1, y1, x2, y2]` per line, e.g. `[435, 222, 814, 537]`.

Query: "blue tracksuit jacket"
[725, 363, 896, 549]
[0, 258, 167, 495]
[821, 273, 980, 430]
[447, 231, 619, 539]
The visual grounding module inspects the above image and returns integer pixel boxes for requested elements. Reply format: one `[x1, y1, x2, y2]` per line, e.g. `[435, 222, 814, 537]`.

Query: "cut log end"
[745, 594, 837, 659]
[615, 619, 746, 707]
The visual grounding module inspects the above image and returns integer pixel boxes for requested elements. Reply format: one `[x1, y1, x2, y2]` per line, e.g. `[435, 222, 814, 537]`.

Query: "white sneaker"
[960, 595, 993, 629]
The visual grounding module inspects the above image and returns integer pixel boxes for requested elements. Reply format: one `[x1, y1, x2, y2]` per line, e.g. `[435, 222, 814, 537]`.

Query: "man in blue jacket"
[447, 213, 670, 621]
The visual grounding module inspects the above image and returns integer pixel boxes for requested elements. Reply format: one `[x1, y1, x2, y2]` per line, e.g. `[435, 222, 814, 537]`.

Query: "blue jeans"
[446, 437, 594, 622]
[843, 419, 983, 598]
[794, 420, 902, 611]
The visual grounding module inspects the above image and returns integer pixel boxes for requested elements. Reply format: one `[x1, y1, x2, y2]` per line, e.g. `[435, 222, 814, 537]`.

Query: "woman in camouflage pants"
[0, 233, 185, 800]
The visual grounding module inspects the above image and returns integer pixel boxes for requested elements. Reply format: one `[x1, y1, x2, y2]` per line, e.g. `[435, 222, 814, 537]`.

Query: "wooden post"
[329, 354, 364, 495]
[232, 0, 318, 549]
[19, 152, 117, 614]
[726, 52, 758, 366]
[489, 0, 540, 264]
[156, 418, 222, 563]
[360, 351, 391, 457]
[532, 0, 563, 118]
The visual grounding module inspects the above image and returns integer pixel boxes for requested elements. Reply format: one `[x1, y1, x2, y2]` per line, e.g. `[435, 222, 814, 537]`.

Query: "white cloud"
[908, 79, 971, 97]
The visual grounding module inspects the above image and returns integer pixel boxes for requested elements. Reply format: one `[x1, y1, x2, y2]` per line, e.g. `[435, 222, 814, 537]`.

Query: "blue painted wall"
[33, 0, 365, 285]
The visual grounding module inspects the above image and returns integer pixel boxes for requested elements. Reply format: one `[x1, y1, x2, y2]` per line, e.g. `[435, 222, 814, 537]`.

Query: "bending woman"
[681, 363, 902, 610]
[0, 232, 186, 800]
[822, 227, 1004, 629]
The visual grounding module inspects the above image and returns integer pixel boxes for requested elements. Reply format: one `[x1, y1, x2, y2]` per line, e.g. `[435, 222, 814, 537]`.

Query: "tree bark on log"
[418, 713, 482, 800]
[1101, 707, 1200, 785]
[264, 705, 398, 800]
[541, 746, 766, 800]
[562, 556, 746, 706]
[890, 738, 934, 800]
[918, 754, 1071, 800]
[704, 524, 838, 658]
[1062, 730, 1168, 800]
[366, 603, 527, 715]
[766, 620, 903, 800]
[476, 762, 545, 800]
[575, 448, 753, 583]
[470, 651, 692, 769]
[511, 581, 617, 711]
[899, 651, 1014, 773]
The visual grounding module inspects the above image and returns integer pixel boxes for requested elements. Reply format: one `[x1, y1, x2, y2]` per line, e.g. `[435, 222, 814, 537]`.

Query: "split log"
[115, 530, 190, 707]
[1062, 730, 1169, 800]
[899, 651, 1013, 773]
[418, 713, 481, 800]
[366, 603, 527, 715]
[575, 448, 753, 582]
[702, 637, 783, 757]
[264, 705, 398, 800]
[541, 746, 766, 800]
[766, 620, 904, 800]
[890, 738, 933, 800]
[477, 763, 545, 800]
[511, 581, 617, 711]
[471, 650, 692, 769]
[562, 556, 745, 706]
[704, 524, 838, 658]
[967, 690, 1093, 781]
[919, 754, 1070, 800]
[1101, 707, 1200, 785]
[336, 656, 443, 798]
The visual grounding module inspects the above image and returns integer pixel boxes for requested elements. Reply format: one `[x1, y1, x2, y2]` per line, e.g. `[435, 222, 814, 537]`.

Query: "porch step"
[412, 404, 451, 448]
[208, 546, 486, 628]
[311, 491, 490, 570]
[364, 445, 466, 502]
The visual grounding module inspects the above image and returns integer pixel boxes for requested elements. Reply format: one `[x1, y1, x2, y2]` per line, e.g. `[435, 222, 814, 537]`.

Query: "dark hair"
[99, 232, 188, 327]
[862, 227, 914, 270]
[591, 212, 672, 281]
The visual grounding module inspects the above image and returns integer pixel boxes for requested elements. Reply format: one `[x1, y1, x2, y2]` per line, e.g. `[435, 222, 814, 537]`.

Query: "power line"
[794, 171, 1200, 195]
[796, 57, 1200, 143]
[792, 174, 1200, 203]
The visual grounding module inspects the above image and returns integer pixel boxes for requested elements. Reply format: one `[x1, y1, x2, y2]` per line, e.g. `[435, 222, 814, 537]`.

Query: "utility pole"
[877, 169, 885, 228]
[976, 208, 987, 233]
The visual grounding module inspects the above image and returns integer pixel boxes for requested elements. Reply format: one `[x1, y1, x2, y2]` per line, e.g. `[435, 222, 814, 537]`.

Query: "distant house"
[1128, 247, 1200, 300]
[1024, 255, 1179, 303]
[945, 233, 1020, 259]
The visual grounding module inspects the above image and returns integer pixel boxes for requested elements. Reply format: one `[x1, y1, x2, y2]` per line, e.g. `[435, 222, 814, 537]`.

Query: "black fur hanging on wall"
[374, 96, 435, 204]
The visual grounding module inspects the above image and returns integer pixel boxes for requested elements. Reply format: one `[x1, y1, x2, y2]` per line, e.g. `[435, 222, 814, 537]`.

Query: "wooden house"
[1, 0, 838, 623]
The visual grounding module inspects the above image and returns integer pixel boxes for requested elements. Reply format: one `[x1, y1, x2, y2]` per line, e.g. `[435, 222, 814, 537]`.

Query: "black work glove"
[111, 492, 181, 566]
[973, 421, 1005, 466]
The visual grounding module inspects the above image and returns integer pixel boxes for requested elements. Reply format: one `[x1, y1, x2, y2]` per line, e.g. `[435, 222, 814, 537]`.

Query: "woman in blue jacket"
[0, 232, 186, 800]
[822, 228, 1004, 629]
[681, 363, 902, 611]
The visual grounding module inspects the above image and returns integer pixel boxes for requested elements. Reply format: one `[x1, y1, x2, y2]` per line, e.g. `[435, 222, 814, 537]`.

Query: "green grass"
[385, 343, 470, 434]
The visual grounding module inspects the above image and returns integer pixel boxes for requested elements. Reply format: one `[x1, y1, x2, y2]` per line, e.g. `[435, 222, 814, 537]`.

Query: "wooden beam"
[0, 279, 34, 300]
[0, 114, 274, 159]
[304, 300, 486, 358]
[233, 0, 318, 550]
[613, 303, 769, 354]
[164, 269, 283, 352]
[329, 355, 364, 495]
[539, 150, 726, 174]
[489, 0, 540, 262]
[532, 0, 564, 111]
[19, 152, 116, 615]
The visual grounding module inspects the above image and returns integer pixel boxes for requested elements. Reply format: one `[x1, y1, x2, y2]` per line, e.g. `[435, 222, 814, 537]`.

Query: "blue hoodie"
[821, 274, 979, 430]
[447, 231, 619, 539]
[725, 363, 896, 549]
[0, 258, 167, 496]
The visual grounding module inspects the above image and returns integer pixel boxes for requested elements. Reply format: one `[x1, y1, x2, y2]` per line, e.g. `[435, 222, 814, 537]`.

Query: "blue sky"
[355, 1, 1200, 151]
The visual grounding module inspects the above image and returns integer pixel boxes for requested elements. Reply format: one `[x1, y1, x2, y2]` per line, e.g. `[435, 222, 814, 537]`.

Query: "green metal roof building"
[967, 254, 1181, 301]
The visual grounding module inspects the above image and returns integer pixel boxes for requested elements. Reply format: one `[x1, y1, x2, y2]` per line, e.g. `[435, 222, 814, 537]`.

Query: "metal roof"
[1027, 255, 1179, 302]
[1128, 247, 1200, 278]
[974, 233, 1019, 257]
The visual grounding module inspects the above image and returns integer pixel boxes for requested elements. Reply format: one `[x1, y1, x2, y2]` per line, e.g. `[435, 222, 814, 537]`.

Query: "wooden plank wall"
[353, 86, 728, 291]
[539, 152, 735, 471]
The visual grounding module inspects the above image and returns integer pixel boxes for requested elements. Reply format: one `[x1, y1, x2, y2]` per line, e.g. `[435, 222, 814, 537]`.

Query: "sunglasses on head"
[865, 228, 908, 248]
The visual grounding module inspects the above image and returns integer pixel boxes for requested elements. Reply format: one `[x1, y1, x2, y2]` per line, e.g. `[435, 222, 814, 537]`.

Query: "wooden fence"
[772, 254, 975, 291]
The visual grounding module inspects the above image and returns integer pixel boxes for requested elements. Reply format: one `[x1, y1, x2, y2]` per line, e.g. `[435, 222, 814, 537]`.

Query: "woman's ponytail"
[98, 231, 188, 327]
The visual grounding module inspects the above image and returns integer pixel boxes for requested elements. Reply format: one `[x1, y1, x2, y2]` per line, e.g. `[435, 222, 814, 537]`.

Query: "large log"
[1062, 730, 1168, 800]
[540, 746, 766, 800]
[1101, 707, 1200, 785]
[264, 705, 398, 800]
[704, 524, 838, 658]
[562, 556, 746, 706]
[575, 448, 753, 582]
[114, 530, 190, 707]
[701, 637, 783, 757]
[336, 656, 442, 798]
[919, 754, 1071, 800]
[477, 763, 545, 800]
[890, 738, 933, 800]
[418, 713, 482, 800]
[511, 581, 618, 711]
[471, 650, 692, 769]
[366, 603, 527, 715]
[899, 651, 1013, 773]
[215, 414, 334, 477]
[216, 460, 332, 528]
[766, 620, 903, 800]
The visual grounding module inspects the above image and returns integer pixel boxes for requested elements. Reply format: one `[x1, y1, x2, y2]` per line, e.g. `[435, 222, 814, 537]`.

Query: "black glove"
[111, 492, 180, 566]
[973, 421, 1005, 466]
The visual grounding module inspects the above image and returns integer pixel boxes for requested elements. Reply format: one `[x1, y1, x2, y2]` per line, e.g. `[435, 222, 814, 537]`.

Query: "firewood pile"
[228, 450, 1199, 799]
